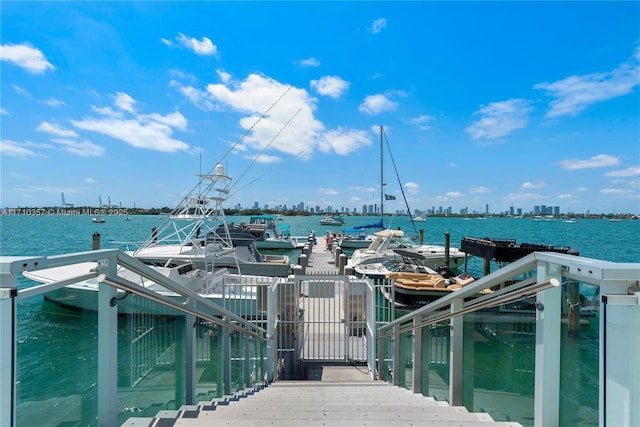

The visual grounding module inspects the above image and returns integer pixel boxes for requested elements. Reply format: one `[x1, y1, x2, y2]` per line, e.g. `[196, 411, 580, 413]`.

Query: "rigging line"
[228, 150, 306, 199]
[218, 85, 294, 165]
[165, 85, 294, 216]
[229, 107, 302, 193]
[382, 127, 418, 235]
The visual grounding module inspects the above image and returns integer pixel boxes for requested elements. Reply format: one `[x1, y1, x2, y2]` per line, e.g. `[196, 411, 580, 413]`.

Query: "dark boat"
[460, 237, 578, 263]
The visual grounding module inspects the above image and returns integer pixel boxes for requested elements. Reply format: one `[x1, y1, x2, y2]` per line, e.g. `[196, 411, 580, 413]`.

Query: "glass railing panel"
[425, 322, 450, 402]
[15, 284, 190, 427]
[559, 280, 599, 427]
[16, 294, 100, 427]
[230, 329, 246, 392]
[195, 320, 224, 401]
[116, 294, 187, 425]
[379, 335, 393, 382]
[398, 329, 413, 389]
[464, 305, 536, 426]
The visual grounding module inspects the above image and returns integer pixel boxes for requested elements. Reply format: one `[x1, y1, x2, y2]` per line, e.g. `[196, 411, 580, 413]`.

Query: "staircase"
[122, 380, 523, 426]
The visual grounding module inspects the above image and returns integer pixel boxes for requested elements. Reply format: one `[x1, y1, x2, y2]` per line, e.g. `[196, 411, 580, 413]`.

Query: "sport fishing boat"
[130, 164, 292, 277]
[22, 261, 273, 318]
[22, 163, 291, 316]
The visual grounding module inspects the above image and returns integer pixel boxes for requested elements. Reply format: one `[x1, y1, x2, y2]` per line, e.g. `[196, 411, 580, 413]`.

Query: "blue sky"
[1, 2, 639, 215]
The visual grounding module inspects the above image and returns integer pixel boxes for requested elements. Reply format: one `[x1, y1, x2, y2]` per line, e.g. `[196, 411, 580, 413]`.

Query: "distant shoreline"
[0, 206, 636, 220]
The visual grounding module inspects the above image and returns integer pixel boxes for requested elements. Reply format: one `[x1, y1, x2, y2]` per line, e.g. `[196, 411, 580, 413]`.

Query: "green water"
[1, 214, 638, 425]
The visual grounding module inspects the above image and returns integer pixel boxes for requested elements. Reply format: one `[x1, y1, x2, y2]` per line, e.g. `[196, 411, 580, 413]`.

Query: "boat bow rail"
[377, 251, 639, 427]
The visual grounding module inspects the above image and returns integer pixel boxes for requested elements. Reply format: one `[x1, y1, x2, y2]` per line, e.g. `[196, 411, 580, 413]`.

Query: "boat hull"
[42, 284, 261, 318]
[255, 240, 297, 250]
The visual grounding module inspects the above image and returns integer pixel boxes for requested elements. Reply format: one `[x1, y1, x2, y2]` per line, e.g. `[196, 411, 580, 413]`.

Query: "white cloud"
[12, 84, 29, 96]
[0, 108, 8, 115]
[202, 73, 371, 160]
[318, 128, 371, 155]
[370, 18, 387, 34]
[70, 106, 189, 153]
[170, 81, 214, 111]
[559, 154, 621, 171]
[0, 43, 55, 74]
[470, 186, 490, 194]
[85, 177, 96, 183]
[163, 33, 217, 56]
[521, 181, 544, 190]
[405, 182, 420, 194]
[217, 69, 232, 83]
[320, 188, 338, 196]
[446, 191, 463, 198]
[406, 114, 435, 130]
[52, 138, 105, 157]
[36, 122, 78, 138]
[604, 165, 640, 177]
[534, 48, 640, 118]
[244, 153, 282, 164]
[466, 99, 533, 141]
[298, 57, 321, 67]
[600, 188, 633, 195]
[310, 76, 350, 99]
[359, 94, 398, 115]
[43, 98, 66, 107]
[114, 92, 136, 113]
[0, 140, 38, 158]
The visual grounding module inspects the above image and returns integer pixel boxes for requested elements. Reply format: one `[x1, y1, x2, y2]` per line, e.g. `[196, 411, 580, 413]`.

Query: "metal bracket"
[0, 288, 18, 299]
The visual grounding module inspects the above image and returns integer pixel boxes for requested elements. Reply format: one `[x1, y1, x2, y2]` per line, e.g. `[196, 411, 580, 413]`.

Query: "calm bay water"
[1, 214, 638, 425]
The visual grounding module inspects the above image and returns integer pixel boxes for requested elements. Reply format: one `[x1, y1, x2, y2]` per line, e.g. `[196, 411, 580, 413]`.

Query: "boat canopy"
[374, 229, 404, 238]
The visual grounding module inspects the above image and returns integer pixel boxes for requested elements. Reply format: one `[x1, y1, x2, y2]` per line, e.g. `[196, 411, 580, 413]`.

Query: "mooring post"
[338, 254, 347, 275]
[92, 232, 101, 250]
[419, 229, 424, 245]
[298, 254, 308, 274]
[444, 232, 450, 267]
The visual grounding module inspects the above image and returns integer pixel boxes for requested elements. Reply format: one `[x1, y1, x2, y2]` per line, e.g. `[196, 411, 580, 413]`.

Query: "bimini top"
[374, 229, 404, 238]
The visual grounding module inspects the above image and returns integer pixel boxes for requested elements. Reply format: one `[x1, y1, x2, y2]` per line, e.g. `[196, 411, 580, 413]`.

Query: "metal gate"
[273, 273, 371, 375]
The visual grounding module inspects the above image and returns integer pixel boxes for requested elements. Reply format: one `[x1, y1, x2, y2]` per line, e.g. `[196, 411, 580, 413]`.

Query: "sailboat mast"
[380, 125, 384, 227]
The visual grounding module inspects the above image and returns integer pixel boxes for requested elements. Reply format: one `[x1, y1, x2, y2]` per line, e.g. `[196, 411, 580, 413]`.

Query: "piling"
[483, 259, 491, 277]
[338, 254, 347, 275]
[419, 229, 424, 245]
[334, 246, 342, 266]
[298, 254, 308, 274]
[444, 232, 450, 267]
[92, 232, 101, 250]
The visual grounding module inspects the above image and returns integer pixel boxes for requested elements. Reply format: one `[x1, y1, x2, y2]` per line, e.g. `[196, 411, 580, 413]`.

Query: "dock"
[122, 237, 523, 427]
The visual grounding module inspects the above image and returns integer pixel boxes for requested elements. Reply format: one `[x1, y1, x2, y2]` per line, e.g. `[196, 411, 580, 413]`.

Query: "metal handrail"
[115, 251, 267, 336]
[98, 274, 265, 340]
[378, 251, 542, 334]
[379, 278, 559, 339]
[14, 249, 267, 338]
